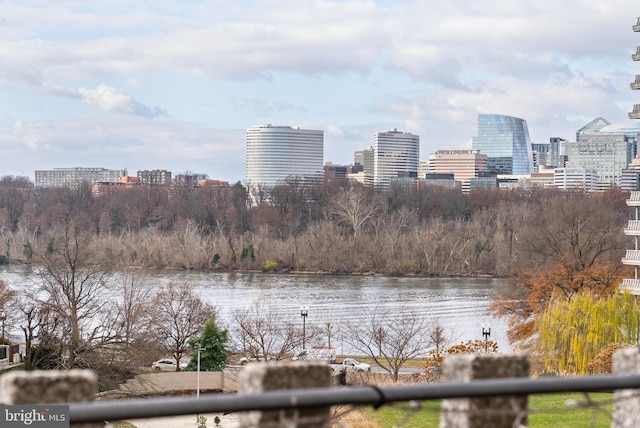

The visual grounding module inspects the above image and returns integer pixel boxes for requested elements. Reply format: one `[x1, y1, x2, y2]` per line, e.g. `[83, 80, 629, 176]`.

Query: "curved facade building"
[373, 129, 419, 190]
[471, 114, 534, 175]
[246, 125, 324, 188]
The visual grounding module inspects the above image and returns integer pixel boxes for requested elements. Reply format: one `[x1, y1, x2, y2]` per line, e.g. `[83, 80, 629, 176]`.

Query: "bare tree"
[0, 279, 16, 317]
[328, 185, 380, 238]
[231, 301, 307, 362]
[112, 273, 151, 348]
[16, 300, 43, 370]
[148, 282, 215, 370]
[15, 299, 63, 370]
[423, 319, 458, 372]
[518, 194, 625, 275]
[106, 273, 160, 368]
[342, 308, 434, 381]
[35, 220, 116, 367]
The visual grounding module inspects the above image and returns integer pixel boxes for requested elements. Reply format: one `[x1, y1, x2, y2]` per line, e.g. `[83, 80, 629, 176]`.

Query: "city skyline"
[0, 1, 638, 183]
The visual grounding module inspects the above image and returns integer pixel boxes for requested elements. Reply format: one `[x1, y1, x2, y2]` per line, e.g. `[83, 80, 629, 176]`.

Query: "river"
[0, 265, 513, 353]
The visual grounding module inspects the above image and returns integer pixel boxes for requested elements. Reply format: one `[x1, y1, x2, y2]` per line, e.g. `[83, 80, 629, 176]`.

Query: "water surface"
[0, 266, 513, 353]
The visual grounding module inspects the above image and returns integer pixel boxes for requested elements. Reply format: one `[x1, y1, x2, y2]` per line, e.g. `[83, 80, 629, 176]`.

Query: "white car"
[238, 355, 276, 365]
[152, 358, 189, 371]
[341, 358, 371, 372]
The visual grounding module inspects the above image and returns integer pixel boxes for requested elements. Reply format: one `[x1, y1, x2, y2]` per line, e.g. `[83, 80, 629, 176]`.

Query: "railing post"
[0, 369, 103, 428]
[237, 361, 332, 428]
[440, 353, 530, 428]
[613, 347, 640, 428]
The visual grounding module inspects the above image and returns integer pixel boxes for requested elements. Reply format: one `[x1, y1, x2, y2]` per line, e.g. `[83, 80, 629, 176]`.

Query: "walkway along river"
[0, 266, 513, 354]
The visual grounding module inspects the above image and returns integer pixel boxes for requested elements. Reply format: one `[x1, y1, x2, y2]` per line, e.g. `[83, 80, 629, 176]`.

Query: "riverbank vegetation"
[0, 176, 635, 378]
[0, 176, 629, 277]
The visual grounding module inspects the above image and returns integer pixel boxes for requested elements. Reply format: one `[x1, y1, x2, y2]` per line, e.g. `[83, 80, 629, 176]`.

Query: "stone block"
[440, 353, 529, 428]
[0, 369, 102, 428]
[237, 361, 331, 428]
[613, 347, 640, 428]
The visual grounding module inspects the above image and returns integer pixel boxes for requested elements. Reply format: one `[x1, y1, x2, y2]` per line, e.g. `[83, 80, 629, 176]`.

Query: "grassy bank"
[361, 392, 613, 427]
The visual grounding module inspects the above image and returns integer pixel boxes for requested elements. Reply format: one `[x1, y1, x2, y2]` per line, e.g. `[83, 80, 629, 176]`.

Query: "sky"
[1, 0, 639, 184]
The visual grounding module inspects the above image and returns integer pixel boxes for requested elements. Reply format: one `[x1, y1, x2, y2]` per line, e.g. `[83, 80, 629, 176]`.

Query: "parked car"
[152, 358, 189, 371]
[332, 357, 371, 372]
[238, 354, 276, 365]
[292, 346, 336, 363]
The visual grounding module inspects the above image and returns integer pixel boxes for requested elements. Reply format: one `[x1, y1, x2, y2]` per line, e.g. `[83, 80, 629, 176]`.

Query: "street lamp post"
[482, 324, 491, 353]
[300, 306, 308, 350]
[195, 343, 206, 426]
[196, 344, 205, 399]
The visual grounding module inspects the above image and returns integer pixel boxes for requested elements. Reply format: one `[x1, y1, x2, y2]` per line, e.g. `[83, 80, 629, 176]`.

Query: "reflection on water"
[0, 266, 513, 353]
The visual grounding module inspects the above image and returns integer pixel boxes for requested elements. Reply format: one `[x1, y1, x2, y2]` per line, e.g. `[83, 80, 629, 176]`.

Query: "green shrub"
[263, 260, 279, 271]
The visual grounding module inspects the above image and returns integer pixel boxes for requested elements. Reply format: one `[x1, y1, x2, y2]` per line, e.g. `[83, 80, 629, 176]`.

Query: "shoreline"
[1, 259, 504, 279]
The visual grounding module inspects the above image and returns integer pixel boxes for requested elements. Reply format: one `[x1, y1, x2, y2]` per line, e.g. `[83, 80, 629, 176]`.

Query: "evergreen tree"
[185, 318, 228, 371]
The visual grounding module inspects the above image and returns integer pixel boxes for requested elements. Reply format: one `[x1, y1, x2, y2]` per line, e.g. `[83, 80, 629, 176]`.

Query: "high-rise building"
[417, 160, 430, 179]
[35, 167, 126, 188]
[577, 119, 639, 154]
[549, 137, 569, 168]
[621, 17, 640, 296]
[566, 134, 634, 190]
[621, 191, 640, 295]
[569, 119, 640, 190]
[630, 17, 640, 120]
[137, 169, 172, 185]
[427, 149, 488, 192]
[372, 129, 419, 190]
[471, 114, 534, 175]
[621, 157, 640, 191]
[353, 147, 374, 186]
[246, 125, 324, 188]
[531, 142, 550, 172]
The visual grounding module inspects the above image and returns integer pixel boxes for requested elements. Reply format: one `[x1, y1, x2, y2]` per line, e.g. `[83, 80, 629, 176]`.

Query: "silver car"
[151, 358, 189, 371]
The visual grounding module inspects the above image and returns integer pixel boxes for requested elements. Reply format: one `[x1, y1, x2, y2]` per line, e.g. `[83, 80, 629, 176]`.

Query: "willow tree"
[536, 291, 640, 375]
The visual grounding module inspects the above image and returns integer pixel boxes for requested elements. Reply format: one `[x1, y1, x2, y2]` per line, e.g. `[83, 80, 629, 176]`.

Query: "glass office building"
[572, 119, 640, 189]
[471, 114, 534, 175]
[246, 125, 324, 188]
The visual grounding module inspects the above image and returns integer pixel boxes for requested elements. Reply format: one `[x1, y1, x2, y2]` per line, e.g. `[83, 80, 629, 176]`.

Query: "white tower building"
[246, 125, 324, 188]
[372, 129, 419, 190]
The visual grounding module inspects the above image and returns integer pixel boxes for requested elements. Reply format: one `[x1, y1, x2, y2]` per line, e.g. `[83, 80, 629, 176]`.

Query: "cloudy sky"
[1, 0, 638, 183]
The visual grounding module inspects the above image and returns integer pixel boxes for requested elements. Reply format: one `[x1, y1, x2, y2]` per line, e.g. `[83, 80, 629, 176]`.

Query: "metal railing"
[69, 373, 640, 424]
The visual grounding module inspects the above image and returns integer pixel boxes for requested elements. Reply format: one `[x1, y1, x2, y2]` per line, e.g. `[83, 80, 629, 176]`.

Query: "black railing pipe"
[70, 374, 640, 424]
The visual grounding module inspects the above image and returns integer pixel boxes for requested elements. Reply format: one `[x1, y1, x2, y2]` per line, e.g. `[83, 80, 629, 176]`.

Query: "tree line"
[0, 176, 630, 278]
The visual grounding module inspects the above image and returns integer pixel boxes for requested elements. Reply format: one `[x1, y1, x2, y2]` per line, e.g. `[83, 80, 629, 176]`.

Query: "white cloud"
[1, 0, 630, 84]
[0, 0, 638, 182]
[77, 84, 167, 118]
[0, 117, 246, 181]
